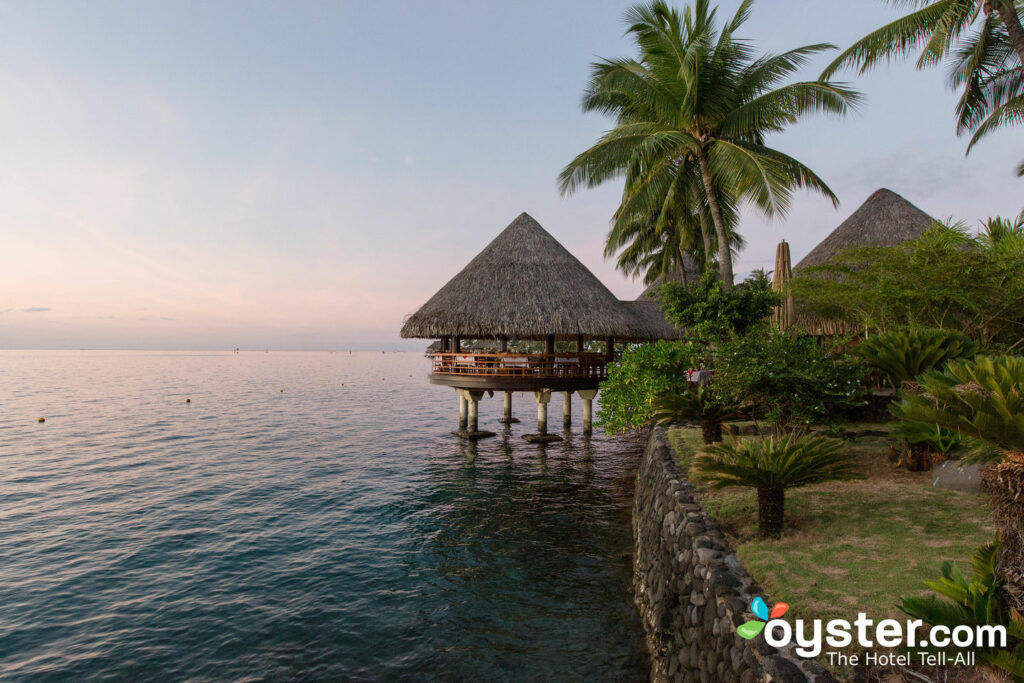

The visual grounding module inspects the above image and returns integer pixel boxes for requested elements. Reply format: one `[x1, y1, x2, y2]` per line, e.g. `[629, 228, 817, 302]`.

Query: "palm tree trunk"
[675, 245, 689, 284]
[696, 148, 734, 289]
[700, 418, 722, 445]
[757, 485, 785, 538]
[994, 1, 1024, 66]
[699, 217, 713, 273]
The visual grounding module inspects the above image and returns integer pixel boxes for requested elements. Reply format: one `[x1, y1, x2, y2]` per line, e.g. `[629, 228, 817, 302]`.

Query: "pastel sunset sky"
[1, 0, 1021, 350]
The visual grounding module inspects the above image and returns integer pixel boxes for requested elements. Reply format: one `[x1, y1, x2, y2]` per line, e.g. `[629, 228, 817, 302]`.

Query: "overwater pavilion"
[401, 212, 682, 442]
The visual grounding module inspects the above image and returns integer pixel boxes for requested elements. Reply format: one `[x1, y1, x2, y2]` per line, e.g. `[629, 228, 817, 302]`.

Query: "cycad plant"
[899, 540, 1024, 679]
[653, 385, 737, 444]
[559, 0, 859, 287]
[694, 435, 861, 538]
[854, 327, 977, 388]
[893, 355, 1024, 610]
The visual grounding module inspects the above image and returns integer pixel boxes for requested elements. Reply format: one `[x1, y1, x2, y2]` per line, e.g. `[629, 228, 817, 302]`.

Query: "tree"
[597, 340, 706, 434]
[559, 0, 859, 288]
[822, 0, 1024, 173]
[653, 385, 737, 444]
[790, 223, 1024, 349]
[660, 269, 778, 339]
[694, 435, 862, 537]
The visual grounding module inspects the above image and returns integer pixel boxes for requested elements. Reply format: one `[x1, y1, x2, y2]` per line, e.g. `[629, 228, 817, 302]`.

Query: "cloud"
[23, 306, 51, 313]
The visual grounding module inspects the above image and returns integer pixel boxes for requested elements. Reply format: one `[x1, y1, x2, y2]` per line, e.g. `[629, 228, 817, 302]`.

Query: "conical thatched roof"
[401, 213, 648, 340]
[794, 188, 935, 271]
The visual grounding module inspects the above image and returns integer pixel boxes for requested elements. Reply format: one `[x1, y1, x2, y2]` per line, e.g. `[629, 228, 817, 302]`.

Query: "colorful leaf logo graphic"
[736, 598, 790, 639]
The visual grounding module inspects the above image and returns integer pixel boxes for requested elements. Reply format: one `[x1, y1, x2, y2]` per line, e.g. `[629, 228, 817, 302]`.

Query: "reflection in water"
[0, 351, 649, 681]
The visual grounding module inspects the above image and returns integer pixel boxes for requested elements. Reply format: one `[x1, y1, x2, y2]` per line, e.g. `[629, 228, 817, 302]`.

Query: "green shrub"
[854, 328, 977, 386]
[790, 222, 1024, 349]
[712, 325, 867, 434]
[653, 386, 737, 444]
[597, 340, 706, 435]
[694, 435, 862, 538]
[899, 540, 1024, 679]
[660, 269, 779, 340]
[892, 355, 1024, 462]
[890, 421, 964, 455]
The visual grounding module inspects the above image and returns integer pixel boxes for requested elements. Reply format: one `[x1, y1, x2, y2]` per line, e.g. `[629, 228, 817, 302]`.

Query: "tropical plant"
[694, 435, 862, 537]
[893, 355, 1024, 459]
[597, 340, 706, 435]
[891, 420, 965, 454]
[893, 354, 1024, 611]
[854, 327, 978, 386]
[558, 0, 859, 287]
[712, 325, 867, 434]
[653, 385, 737, 444]
[821, 0, 1024, 174]
[899, 539, 1024, 679]
[790, 223, 1024, 349]
[660, 269, 779, 340]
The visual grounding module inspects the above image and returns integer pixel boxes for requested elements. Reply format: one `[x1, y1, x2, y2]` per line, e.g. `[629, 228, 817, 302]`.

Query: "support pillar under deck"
[523, 389, 562, 443]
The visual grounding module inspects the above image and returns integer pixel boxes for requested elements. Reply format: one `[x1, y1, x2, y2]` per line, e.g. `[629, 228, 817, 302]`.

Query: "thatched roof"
[794, 188, 935, 271]
[792, 188, 936, 335]
[401, 213, 650, 340]
[621, 300, 686, 340]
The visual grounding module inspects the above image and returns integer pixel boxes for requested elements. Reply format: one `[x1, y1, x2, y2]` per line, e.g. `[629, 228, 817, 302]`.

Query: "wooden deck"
[427, 352, 609, 391]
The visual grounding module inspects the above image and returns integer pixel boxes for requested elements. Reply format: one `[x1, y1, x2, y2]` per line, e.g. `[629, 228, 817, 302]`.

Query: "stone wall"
[633, 427, 835, 682]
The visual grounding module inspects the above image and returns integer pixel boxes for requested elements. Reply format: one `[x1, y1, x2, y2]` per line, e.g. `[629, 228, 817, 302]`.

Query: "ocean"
[0, 350, 648, 681]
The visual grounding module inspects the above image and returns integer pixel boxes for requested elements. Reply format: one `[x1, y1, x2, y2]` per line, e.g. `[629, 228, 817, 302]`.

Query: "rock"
[763, 655, 809, 682]
[932, 459, 987, 493]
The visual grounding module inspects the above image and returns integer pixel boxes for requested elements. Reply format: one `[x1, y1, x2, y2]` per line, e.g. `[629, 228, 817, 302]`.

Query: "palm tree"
[559, 0, 858, 288]
[652, 385, 737, 443]
[823, 1, 1024, 78]
[607, 168, 744, 284]
[694, 435, 862, 538]
[822, 1, 1024, 172]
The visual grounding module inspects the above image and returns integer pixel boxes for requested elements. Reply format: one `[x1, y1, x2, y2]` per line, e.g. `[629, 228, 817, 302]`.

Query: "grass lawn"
[667, 424, 994, 626]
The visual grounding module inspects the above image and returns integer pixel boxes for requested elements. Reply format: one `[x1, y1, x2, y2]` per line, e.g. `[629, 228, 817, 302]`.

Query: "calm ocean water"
[0, 351, 648, 681]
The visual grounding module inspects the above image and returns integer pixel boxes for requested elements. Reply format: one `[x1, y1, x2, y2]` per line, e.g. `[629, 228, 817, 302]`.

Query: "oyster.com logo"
[737, 597, 788, 639]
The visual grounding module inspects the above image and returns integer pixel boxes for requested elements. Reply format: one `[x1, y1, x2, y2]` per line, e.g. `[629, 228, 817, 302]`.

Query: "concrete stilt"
[454, 389, 495, 440]
[563, 391, 573, 427]
[467, 391, 480, 433]
[524, 389, 562, 443]
[578, 389, 598, 435]
[458, 390, 468, 432]
[499, 390, 520, 424]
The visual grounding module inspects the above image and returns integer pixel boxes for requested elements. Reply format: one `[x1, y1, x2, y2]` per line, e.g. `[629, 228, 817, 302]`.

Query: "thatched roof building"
[794, 188, 935, 272]
[792, 188, 936, 334]
[401, 212, 669, 341]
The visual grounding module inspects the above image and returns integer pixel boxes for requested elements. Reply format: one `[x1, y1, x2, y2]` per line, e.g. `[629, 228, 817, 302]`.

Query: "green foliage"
[696, 435, 861, 490]
[854, 327, 977, 385]
[661, 270, 779, 339]
[597, 340, 705, 435]
[890, 421, 965, 455]
[695, 434, 862, 537]
[559, 0, 859, 286]
[712, 325, 867, 433]
[892, 355, 1024, 463]
[791, 223, 1024, 348]
[652, 385, 735, 424]
[822, 0, 1024, 175]
[899, 540, 1024, 679]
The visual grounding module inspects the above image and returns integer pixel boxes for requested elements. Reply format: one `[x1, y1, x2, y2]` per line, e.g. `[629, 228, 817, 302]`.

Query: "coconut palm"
[694, 435, 861, 538]
[559, 0, 859, 288]
[822, 1, 1024, 172]
[608, 169, 744, 284]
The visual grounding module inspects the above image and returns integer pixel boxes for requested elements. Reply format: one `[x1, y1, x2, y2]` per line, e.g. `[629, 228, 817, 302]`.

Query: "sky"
[0, 0, 1021, 351]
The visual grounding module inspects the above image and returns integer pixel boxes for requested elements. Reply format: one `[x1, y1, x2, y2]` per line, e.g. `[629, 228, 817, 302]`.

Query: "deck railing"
[428, 352, 610, 380]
